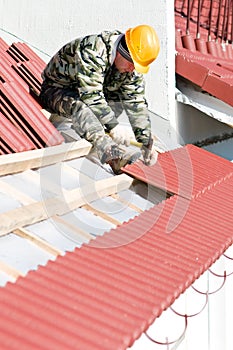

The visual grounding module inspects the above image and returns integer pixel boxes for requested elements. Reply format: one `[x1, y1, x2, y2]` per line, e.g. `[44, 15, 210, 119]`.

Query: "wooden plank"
[0, 179, 35, 205]
[22, 169, 69, 197]
[0, 260, 25, 279]
[111, 193, 143, 213]
[0, 140, 92, 177]
[62, 163, 103, 188]
[52, 215, 94, 241]
[82, 204, 121, 226]
[13, 228, 63, 256]
[0, 174, 133, 236]
[61, 163, 94, 184]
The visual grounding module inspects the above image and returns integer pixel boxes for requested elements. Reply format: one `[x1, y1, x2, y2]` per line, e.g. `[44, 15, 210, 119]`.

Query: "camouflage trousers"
[40, 84, 121, 163]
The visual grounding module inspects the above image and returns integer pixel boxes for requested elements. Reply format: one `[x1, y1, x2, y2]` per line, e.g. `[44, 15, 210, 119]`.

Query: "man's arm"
[119, 72, 152, 146]
[75, 37, 118, 131]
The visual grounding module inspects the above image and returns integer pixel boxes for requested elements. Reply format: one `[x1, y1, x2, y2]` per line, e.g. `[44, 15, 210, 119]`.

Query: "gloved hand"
[141, 138, 158, 166]
[109, 124, 131, 147]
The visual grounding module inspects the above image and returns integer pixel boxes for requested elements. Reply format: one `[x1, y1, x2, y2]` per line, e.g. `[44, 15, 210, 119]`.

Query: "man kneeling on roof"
[39, 24, 160, 174]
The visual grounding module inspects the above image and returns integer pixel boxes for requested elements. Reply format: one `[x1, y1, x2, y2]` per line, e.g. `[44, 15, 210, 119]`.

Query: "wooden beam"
[0, 174, 133, 236]
[82, 204, 121, 226]
[0, 140, 92, 177]
[61, 163, 96, 185]
[52, 215, 94, 241]
[0, 179, 35, 205]
[22, 169, 70, 197]
[0, 260, 25, 279]
[13, 228, 63, 256]
[111, 193, 143, 213]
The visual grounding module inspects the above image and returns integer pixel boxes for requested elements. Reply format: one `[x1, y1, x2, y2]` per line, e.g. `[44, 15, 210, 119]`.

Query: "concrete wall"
[0, 0, 176, 121]
[176, 102, 233, 145]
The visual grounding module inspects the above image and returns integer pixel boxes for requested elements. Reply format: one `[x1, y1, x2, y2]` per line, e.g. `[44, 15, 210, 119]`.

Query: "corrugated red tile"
[176, 50, 211, 86]
[1, 81, 63, 147]
[0, 146, 232, 349]
[1, 56, 29, 90]
[11, 42, 46, 71]
[202, 74, 233, 103]
[0, 112, 34, 153]
[175, 1, 233, 106]
[0, 38, 9, 52]
[123, 144, 233, 199]
[0, 38, 64, 153]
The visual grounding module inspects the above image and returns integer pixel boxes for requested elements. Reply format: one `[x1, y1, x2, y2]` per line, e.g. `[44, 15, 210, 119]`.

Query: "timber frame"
[0, 140, 139, 281]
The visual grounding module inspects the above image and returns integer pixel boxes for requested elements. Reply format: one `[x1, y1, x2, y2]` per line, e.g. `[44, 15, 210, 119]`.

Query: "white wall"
[0, 0, 175, 121]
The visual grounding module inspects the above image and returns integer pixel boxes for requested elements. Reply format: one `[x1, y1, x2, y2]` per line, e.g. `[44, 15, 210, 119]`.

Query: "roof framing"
[0, 144, 233, 349]
[0, 140, 136, 282]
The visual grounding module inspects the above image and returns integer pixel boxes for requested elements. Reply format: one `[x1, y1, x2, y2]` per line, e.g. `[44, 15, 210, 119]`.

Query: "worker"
[39, 24, 160, 174]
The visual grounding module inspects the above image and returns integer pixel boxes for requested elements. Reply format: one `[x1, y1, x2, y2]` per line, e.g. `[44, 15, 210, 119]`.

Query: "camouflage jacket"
[42, 30, 151, 145]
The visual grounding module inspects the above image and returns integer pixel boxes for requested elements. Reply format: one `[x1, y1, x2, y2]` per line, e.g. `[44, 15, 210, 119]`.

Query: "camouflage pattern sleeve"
[120, 72, 152, 146]
[76, 35, 118, 129]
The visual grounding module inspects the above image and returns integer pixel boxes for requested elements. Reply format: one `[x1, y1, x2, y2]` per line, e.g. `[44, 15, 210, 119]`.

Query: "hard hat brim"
[133, 61, 150, 74]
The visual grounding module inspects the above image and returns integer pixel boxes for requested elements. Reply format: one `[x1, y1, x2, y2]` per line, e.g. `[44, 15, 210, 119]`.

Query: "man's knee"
[40, 85, 79, 117]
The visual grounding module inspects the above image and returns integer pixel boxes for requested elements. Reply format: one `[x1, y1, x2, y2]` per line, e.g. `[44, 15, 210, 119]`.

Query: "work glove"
[141, 137, 158, 166]
[109, 124, 131, 147]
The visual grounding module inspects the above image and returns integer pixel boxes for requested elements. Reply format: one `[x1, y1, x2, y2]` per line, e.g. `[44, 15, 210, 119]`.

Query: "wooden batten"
[0, 140, 92, 177]
[0, 174, 133, 236]
[13, 228, 63, 256]
[0, 260, 25, 279]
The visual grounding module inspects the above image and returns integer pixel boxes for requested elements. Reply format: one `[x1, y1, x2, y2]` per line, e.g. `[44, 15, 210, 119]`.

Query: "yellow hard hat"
[125, 24, 160, 74]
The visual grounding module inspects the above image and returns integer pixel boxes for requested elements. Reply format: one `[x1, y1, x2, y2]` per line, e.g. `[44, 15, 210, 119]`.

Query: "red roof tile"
[0, 145, 233, 349]
[0, 38, 64, 154]
[175, 1, 233, 106]
[123, 144, 233, 199]
[0, 112, 34, 153]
